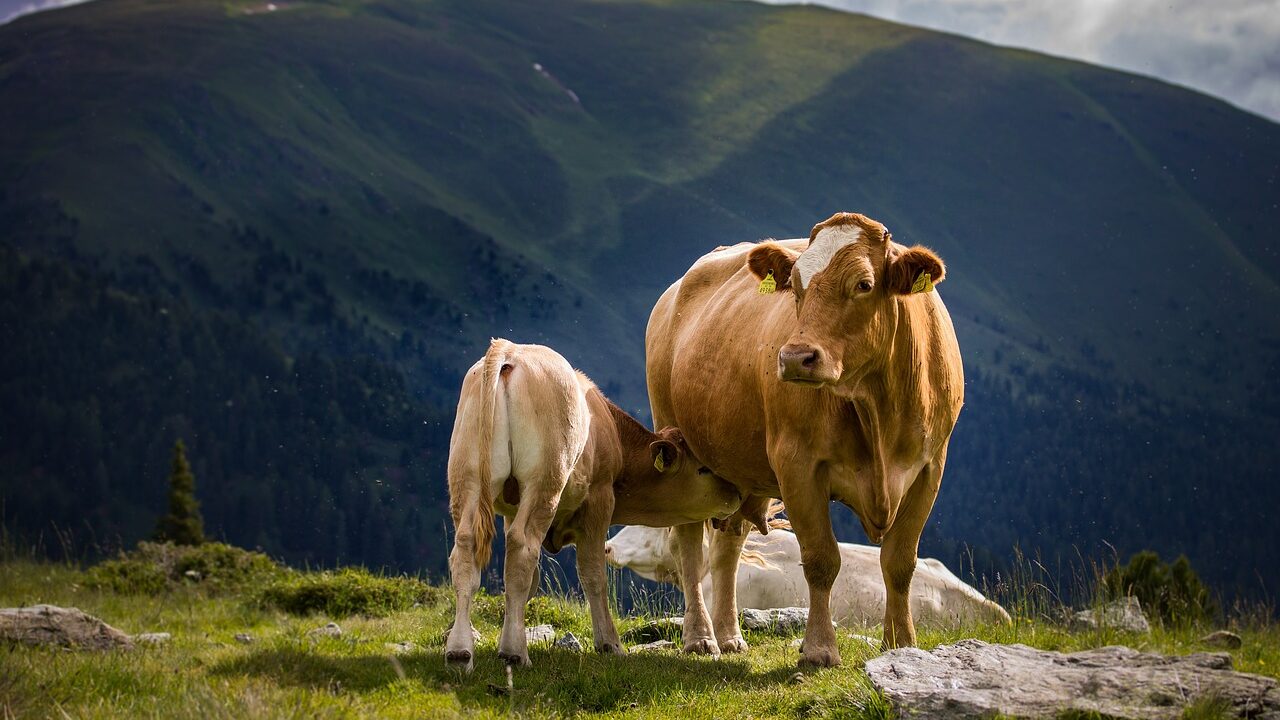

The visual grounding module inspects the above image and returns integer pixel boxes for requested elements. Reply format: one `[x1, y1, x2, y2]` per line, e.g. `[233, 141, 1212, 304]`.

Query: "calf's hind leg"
[445, 487, 484, 672]
[497, 483, 559, 666]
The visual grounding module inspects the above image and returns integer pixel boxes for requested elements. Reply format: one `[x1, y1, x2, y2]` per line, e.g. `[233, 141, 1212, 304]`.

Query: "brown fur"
[646, 212, 964, 665]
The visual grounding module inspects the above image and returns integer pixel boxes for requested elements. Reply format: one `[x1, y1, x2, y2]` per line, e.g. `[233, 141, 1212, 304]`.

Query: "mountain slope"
[1, 0, 1278, 594]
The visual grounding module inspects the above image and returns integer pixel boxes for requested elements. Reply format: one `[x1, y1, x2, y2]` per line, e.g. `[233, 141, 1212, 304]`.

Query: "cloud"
[2, 0, 93, 25]
[755, 0, 1280, 122]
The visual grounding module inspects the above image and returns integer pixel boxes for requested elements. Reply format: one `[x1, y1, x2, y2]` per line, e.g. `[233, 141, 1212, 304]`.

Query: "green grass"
[2, 559, 1277, 719]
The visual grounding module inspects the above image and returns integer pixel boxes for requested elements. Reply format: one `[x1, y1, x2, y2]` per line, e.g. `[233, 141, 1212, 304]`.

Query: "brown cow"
[446, 339, 740, 670]
[646, 212, 964, 667]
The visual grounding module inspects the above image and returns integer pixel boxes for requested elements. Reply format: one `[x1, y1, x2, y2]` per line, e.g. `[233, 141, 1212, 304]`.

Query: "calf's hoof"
[798, 646, 842, 668]
[682, 637, 721, 656]
[498, 651, 531, 667]
[596, 642, 624, 655]
[445, 649, 474, 672]
[719, 636, 749, 654]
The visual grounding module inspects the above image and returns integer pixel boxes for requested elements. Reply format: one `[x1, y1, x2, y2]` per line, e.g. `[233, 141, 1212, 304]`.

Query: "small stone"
[629, 639, 677, 653]
[1200, 630, 1243, 649]
[789, 637, 804, 649]
[134, 632, 171, 645]
[1069, 597, 1151, 634]
[306, 622, 343, 639]
[740, 607, 809, 635]
[525, 624, 555, 644]
[234, 633, 255, 644]
[385, 641, 415, 654]
[622, 617, 683, 643]
[554, 632, 583, 652]
[850, 634, 880, 649]
[183, 570, 202, 581]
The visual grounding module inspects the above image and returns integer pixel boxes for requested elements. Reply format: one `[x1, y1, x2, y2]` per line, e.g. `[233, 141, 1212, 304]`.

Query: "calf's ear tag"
[654, 453, 666, 472]
[757, 271, 777, 294]
[911, 271, 934, 294]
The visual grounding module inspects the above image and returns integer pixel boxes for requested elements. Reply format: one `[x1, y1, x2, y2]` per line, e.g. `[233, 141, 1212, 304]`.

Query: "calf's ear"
[886, 245, 946, 295]
[648, 438, 679, 473]
[747, 243, 798, 291]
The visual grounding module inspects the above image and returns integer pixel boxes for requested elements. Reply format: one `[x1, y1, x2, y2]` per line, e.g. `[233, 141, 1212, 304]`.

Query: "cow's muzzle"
[778, 343, 836, 384]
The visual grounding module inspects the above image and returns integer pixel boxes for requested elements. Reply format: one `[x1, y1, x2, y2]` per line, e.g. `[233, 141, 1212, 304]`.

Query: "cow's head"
[605, 525, 680, 584]
[747, 212, 945, 387]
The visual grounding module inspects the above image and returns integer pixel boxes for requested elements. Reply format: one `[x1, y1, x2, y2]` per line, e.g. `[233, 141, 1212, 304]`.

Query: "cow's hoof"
[798, 646, 842, 668]
[719, 636, 749, 654]
[498, 651, 531, 667]
[596, 642, 624, 655]
[683, 638, 721, 656]
[445, 649, 474, 672]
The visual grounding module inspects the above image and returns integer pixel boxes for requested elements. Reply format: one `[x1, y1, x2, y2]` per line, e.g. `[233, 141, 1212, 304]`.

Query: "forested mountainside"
[2, 0, 1277, 595]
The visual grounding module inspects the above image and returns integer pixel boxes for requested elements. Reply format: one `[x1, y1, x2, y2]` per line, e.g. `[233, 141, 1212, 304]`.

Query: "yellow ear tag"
[757, 271, 777, 294]
[910, 271, 934, 294]
[654, 453, 666, 472]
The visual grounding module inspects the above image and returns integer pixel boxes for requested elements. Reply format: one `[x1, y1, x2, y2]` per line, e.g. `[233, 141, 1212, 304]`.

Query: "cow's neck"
[600, 393, 658, 485]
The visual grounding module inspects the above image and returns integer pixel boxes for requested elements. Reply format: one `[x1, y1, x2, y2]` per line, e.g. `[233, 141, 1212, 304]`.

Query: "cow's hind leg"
[575, 491, 623, 654]
[446, 487, 484, 672]
[709, 524, 750, 654]
[497, 485, 558, 666]
[880, 457, 943, 649]
[673, 521, 719, 655]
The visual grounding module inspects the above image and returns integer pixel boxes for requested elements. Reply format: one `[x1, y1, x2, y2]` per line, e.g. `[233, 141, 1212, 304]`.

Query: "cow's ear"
[747, 243, 798, 292]
[648, 438, 679, 473]
[886, 246, 946, 295]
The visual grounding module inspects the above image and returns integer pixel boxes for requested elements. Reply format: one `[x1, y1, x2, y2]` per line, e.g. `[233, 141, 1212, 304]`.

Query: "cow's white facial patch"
[795, 225, 862, 289]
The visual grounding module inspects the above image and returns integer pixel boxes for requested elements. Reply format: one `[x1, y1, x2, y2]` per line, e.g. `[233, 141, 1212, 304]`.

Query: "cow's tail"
[469, 338, 509, 570]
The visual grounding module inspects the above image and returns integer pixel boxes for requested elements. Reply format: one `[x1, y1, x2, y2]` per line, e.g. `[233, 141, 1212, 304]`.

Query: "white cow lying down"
[605, 524, 1011, 627]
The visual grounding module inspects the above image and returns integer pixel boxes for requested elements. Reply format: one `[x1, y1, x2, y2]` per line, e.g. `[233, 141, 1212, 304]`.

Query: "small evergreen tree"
[154, 439, 205, 545]
[1103, 550, 1216, 626]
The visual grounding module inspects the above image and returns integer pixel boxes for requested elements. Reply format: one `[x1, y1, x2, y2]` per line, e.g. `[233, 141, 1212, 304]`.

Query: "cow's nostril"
[801, 350, 818, 368]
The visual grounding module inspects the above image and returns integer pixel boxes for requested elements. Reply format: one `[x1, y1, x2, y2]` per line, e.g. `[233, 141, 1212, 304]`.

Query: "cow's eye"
[856, 280, 873, 293]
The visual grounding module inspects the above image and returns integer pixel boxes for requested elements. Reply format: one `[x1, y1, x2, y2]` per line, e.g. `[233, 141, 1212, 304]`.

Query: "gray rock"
[622, 617, 683, 643]
[233, 633, 255, 644]
[134, 632, 171, 645]
[629, 639, 676, 653]
[1201, 630, 1243, 649]
[385, 641, 415, 654]
[183, 570, 202, 581]
[554, 632, 583, 652]
[1070, 597, 1151, 634]
[306, 622, 343, 639]
[525, 624, 555, 644]
[865, 639, 1280, 719]
[740, 607, 809, 635]
[0, 605, 133, 651]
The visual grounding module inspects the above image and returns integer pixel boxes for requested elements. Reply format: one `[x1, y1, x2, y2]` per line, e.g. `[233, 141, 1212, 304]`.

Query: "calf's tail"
[469, 338, 509, 569]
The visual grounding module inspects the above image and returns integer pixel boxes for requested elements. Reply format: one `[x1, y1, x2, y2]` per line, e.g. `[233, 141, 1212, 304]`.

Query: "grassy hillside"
[1, 0, 1278, 594]
[2, 557, 1278, 719]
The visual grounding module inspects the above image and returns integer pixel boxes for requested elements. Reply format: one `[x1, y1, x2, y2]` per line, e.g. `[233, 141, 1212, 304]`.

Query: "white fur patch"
[795, 225, 862, 289]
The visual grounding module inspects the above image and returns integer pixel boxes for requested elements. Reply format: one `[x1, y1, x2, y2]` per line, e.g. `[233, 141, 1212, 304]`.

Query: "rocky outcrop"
[525, 624, 555, 644]
[865, 639, 1279, 719]
[740, 607, 809, 635]
[0, 605, 134, 650]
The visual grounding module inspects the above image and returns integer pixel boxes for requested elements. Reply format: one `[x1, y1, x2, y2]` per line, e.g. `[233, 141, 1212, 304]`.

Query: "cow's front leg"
[880, 458, 942, 649]
[781, 476, 841, 668]
[708, 522, 749, 653]
[575, 495, 623, 654]
[497, 495, 557, 666]
[672, 521, 719, 655]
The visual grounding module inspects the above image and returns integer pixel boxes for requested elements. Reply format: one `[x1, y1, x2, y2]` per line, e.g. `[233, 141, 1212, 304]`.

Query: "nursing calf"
[606, 525, 1011, 627]
[446, 339, 739, 669]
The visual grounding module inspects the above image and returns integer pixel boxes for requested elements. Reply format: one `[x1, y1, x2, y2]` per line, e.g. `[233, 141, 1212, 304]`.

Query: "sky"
[2, 0, 1277, 123]
[758, 0, 1280, 122]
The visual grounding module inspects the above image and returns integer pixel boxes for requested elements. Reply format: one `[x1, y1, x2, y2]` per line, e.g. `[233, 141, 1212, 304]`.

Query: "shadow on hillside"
[211, 644, 804, 714]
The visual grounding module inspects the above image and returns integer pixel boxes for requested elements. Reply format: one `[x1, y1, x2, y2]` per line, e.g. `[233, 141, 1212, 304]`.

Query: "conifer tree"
[154, 439, 205, 545]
